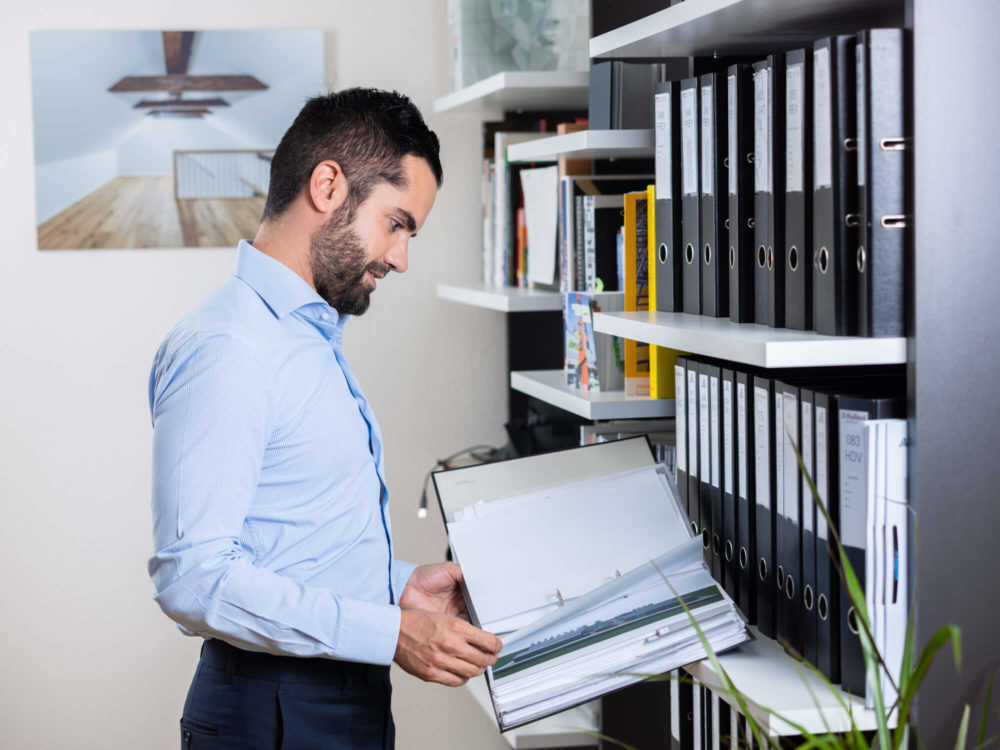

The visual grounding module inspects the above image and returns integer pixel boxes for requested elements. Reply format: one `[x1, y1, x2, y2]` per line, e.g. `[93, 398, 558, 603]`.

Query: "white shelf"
[436, 283, 564, 313]
[433, 71, 589, 114]
[506, 129, 654, 163]
[685, 626, 896, 736]
[465, 676, 599, 749]
[590, 0, 903, 59]
[511, 370, 676, 421]
[592, 311, 906, 369]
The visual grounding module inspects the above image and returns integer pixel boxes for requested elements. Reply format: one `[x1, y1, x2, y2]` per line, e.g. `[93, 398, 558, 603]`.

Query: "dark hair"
[262, 87, 442, 221]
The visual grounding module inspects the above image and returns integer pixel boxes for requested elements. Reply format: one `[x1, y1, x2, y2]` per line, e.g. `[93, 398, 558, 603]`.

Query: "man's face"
[310, 154, 437, 315]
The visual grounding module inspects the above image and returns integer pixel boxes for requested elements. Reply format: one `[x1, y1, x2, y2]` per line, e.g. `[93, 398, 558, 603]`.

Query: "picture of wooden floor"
[37, 176, 265, 250]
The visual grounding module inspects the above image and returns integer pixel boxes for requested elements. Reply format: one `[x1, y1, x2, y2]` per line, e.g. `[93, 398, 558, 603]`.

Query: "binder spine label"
[839, 408, 869, 547]
[728, 74, 738, 196]
[775, 394, 785, 517]
[675, 365, 687, 473]
[700, 373, 711, 480]
[802, 400, 814, 531]
[701, 83, 714, 196]
[724, 379, 734, 493]
[816, 404, 828, 540]
[681, 87, 698, 197]
[688, 370, 699, 480]
[857, 43, 866, 188]
[738, 382, 748, 499]
[710, 375, 721, 488]
[782, 391, 798, 524]
[754, 385, 770, 508]
[786, 62, 804, 194]
[814, 46, 833, 189]
[655, 92, 672, 200]
[754, 69, 770, 192]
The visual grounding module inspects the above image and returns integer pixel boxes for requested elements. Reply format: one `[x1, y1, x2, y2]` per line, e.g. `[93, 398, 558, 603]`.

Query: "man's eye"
[390, 219, 401, 232]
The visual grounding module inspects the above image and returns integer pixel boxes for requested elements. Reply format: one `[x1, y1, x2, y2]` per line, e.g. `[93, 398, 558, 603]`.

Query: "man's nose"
[384, 237, 409, 273]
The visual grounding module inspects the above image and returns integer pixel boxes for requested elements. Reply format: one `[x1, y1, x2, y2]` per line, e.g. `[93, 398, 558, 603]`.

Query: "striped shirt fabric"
[148, 240, 415, 665]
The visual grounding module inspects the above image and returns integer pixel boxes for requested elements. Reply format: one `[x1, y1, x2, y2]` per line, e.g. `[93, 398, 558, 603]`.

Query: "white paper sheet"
[447, 465, 691, 628]
[520, 166, 560, 285]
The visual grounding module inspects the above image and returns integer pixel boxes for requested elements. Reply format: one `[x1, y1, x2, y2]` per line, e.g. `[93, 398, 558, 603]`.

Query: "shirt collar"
[234, 240, 334, 320]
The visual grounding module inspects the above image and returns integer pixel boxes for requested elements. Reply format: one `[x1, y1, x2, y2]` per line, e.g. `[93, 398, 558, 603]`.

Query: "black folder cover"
[736, 369, 757, 624]
[680, 77, 702, 314]
[654, 81, 682, 312]
[706, 362, 725, 583]
[776, 381, 803, 658]
[722, 367, 739, 603]
[679, 673, 694, 749]
[856, 29, 907, 338]
[699, 72, 728, 317]
[800, 387, 819, 668]
[836, 393, 905, 697]
[698, 361, 715, 570]
[752, 57, 785, 325]
[813, 390, 841, 683]
[728, 64, 755, 323]
[813, 36, 859, 336]
[686, 358, 701, 536]
[784, 49, 813, 330]
[675, 355, 690, 507]
[752, 374, 777, 638]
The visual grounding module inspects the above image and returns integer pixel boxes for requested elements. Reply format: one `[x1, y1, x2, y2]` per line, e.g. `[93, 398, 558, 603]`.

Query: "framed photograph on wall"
[30, 29, 325, 250]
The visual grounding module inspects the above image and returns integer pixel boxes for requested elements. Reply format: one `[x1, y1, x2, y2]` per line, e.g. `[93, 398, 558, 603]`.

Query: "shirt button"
[321, 313, 330, 321]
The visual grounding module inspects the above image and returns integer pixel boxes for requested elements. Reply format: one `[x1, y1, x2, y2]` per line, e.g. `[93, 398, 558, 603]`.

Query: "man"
[148, 88, 502, 749]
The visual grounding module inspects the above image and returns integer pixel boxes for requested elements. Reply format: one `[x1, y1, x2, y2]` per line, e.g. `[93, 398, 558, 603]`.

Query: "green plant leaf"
[955, 704, 971, 750]
[978, 668, 997, 750]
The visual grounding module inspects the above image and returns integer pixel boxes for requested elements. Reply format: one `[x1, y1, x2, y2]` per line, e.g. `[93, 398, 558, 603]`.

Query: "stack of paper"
[438, 443, 749, 731]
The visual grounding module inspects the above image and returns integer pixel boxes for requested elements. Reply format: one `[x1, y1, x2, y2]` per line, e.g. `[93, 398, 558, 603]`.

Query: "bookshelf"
[688, 627, 897, 737]
[436, 282, 564, 313]
[589, 0, 903, 59]
[506, 129, 654, 163]
[433, 71, 589, 114]
[510, 370, 675, 421]
[592, 311, 907, 369]
[437, 0, 1000, 745]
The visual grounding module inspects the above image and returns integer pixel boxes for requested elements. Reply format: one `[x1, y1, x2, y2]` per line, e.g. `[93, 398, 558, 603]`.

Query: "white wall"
[1, 2, 509, 748]
[34, 148, 117, 223]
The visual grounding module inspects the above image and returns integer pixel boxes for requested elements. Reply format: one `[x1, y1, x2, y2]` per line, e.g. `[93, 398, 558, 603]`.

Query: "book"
[564, 291, 600, 391]
[624, 191, 651, 397]
[433, 437, 749, 732]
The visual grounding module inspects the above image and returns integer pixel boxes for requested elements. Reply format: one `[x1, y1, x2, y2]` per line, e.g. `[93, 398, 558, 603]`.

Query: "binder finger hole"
[757, 245, 766, 268]
[804, 585, 815, 611]
[739, 546, 748, 569]
[818, 246, 830, 274]
[758, 557, 768, 582]
[702, 528, 710, 549]
[658, 242, 668, 265]
[724, 218, 730, 230]
[776, 564, 785, 590]
[712, 533, 721, 556]
[785, 574, 795, 600]
[725, 540, 734, 562]
[818, 593, 829, 620]
[724, 156, 730, 168]
[691, 521, 699, 537]
[847, 605, 860, 634]
[729, 246, 735, 269]
[686, 243, 695, 265]
[704, 244, 712, 266]
[788, 246, 799, 272]
[857, 247, 866, 273]
[767, 246, 774, 271]
[748, 217, 755, 229]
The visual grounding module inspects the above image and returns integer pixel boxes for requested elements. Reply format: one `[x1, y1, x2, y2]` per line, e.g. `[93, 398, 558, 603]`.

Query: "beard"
[309, 205, 390, 316]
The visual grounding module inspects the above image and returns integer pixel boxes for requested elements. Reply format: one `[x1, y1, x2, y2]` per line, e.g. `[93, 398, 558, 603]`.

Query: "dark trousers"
[180, 639, 395, 750]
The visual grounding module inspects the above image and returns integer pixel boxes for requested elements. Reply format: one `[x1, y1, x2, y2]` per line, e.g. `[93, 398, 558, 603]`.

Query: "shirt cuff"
[392, 559, 418, 603]
[334, 599, 402, 666]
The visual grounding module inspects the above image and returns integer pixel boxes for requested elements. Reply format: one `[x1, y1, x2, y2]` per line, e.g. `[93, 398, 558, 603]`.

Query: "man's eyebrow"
[395, 208, 417, 234]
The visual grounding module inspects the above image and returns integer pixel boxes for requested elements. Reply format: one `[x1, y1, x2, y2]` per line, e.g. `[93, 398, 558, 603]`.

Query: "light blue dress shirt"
[148, 240, 416, 666]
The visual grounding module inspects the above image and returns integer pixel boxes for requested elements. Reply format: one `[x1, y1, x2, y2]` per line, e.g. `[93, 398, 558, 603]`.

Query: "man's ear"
[307, 160, 349, 216]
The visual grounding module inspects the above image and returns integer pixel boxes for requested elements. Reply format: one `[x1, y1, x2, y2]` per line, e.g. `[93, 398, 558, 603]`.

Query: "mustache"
[363, 261, 392, 279]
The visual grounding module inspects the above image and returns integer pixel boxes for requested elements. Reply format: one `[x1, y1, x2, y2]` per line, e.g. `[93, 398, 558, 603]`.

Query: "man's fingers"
[454, 619, 503, 655]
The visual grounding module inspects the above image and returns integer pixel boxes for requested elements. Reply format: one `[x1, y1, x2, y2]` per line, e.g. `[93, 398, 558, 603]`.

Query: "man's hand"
[399, 562, 468, 619]
[394, 609, 503, 687]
